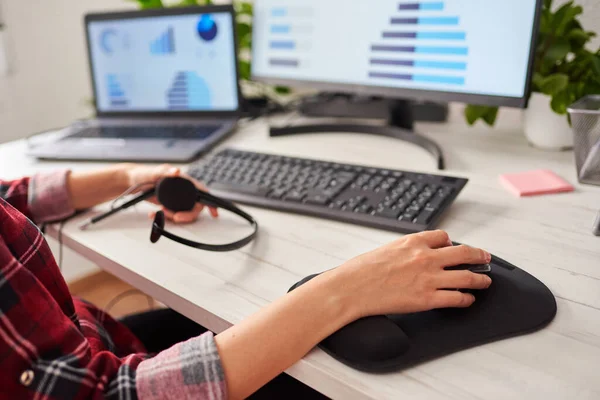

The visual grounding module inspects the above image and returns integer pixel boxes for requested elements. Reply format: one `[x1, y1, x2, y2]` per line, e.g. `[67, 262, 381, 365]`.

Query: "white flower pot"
[524, 93, 574, 151]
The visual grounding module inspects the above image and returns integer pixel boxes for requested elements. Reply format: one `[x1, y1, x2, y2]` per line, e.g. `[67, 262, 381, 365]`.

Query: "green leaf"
[237, 1, 253, 16]
[236, 22, 251, 40]
[239, 60, 251, 81]
[550, 89, 573, 114]
[538, 73, 569, 96]
[482, 107, 499, 126]
[130, 0, 164, 9]
[591, 55, 600, 80]
[174, 0, 198, 6]
[552, 2, 583, 35]
[274, 86, 291, 95]
[543, 0, 553, 9]
[532, 72, 545, 91]
[544, 38, 571, 64]
[464, 105, 499, 126]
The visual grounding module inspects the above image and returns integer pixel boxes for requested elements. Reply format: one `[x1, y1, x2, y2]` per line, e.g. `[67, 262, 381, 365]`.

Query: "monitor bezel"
[251, 0, 543, 109]
[84, 5, 242, 119]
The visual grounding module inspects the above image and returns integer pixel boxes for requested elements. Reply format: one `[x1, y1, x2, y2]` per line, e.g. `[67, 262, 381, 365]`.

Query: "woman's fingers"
[411, 230, 452, 249]
[169, 203, 206, 224]
[434, 244, 491, 268]
[435, 270, 492, 290]
[148, 209, 176, 221]
[430, 290, 476, 309]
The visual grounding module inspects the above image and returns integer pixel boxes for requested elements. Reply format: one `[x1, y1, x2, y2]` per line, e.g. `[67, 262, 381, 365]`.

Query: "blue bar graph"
[399, 2, 444, 11]
[272, 8, 287, 17]
[166, 72, 211, 110]
[370, 1, 467, 86]
[106, 74, 129, 108]
[370, 59, 467, 70]
[271, 25, 291, 34]
[150, 27, 175, 55]
[418, 31, 465, 39]
[270, 41, 296, 50]
[391, 17, 459, 25]
[413, 74, 465, 84]
[371, 45, 468, 55]
[369, 72, 464, 85]
[382, 31, 466, 40]
[415, 60, 467, 70]
[270, 58, 300, 67]
[416, 46, 468, 55]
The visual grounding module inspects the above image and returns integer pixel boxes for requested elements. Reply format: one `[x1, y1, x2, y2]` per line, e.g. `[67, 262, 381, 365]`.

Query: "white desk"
[3, 110, 600, 400]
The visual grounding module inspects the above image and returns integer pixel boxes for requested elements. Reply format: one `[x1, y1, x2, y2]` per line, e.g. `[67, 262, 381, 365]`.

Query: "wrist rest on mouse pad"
[288, 256, 557, 373]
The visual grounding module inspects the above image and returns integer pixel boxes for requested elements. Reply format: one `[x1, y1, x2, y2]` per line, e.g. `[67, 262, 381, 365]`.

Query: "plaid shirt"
[0, 172, 227, 400]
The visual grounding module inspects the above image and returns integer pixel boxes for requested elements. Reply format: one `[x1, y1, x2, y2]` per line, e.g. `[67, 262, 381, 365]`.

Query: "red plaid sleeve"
[0, 175, 228, 400]
[0, 171, 74, 224]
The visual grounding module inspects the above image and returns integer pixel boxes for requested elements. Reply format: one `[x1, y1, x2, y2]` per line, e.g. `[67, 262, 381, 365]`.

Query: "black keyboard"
[69, 125, 221, 140]
[188, 149, 468, 233]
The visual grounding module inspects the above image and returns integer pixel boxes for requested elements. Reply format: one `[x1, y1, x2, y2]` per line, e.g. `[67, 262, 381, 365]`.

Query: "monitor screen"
[252, 0, 540, 107]
[87, 10, 239, 113]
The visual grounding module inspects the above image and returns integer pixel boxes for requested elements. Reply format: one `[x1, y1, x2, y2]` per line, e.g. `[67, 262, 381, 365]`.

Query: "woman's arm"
[215, 230, 492, 399]
[67, 164, 217, 222]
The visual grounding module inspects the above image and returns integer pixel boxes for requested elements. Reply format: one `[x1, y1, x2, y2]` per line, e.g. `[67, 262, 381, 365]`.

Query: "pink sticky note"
[499, 169, 574, 197]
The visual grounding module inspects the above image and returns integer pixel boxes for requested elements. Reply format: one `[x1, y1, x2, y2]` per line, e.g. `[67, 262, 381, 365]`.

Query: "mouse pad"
[289, 258, 557, 373]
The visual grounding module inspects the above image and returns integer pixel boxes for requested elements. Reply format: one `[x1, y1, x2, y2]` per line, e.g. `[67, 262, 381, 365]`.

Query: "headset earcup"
[156, 177, 198, 212]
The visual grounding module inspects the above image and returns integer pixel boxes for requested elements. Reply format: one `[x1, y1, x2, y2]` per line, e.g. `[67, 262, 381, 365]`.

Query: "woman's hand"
[122, 164, 219, 224]
[329, 230, 492, 320]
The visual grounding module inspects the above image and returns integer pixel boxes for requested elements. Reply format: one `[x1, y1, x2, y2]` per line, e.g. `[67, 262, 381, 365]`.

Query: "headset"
[80, 177, 258, 252]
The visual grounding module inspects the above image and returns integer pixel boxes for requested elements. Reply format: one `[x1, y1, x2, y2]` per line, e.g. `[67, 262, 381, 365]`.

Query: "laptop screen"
[87, 10, 239, 114]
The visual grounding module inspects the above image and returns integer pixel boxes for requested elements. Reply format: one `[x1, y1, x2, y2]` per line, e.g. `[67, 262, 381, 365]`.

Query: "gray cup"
[567, 95, 600, 186]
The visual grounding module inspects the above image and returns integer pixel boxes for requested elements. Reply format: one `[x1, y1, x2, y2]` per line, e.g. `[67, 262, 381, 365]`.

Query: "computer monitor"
[85, 6, 240, 116]
[252, 0, 541, 108]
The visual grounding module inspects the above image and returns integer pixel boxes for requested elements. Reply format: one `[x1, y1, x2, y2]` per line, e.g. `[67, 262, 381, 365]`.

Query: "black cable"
[58, 220, 65, 271]
[110, 181, 156, 210]
[105, 289, 154, 316]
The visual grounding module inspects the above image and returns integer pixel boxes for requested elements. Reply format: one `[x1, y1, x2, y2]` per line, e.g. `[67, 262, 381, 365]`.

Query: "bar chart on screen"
[252, 0, 537, 97]
[150, 27, 175, 55]
[369, 1, 468, 86]
[264, 4, 315, 70]
[166, 71, 211, 110]
[105, 74, 129, 108]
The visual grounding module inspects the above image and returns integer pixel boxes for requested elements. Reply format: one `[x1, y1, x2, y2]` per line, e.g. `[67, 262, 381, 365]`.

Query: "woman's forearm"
[66, 165, 131, 210]
[214, 268, 355, 400]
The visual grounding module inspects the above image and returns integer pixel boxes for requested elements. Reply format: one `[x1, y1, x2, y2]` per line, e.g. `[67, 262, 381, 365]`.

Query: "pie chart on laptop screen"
[197, 14, 218, 41]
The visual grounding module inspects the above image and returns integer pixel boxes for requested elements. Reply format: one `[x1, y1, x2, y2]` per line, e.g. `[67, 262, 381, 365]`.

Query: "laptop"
[28, 5, 241, 162]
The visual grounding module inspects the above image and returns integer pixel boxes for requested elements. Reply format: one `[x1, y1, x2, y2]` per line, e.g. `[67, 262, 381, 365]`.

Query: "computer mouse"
[445, 263, 492, 274]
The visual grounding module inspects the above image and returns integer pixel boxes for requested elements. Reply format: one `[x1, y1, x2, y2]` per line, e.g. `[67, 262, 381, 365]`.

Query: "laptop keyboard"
[69, 125, 221, 140]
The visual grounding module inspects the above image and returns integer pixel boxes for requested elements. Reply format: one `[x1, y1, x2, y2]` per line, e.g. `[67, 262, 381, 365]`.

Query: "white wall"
[0, 0, 135, 143]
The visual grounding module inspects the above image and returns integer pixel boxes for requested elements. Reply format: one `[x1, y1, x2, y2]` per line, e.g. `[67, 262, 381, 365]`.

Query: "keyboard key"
[427, 192, 451, 210]
[284, 190, 306, 202]
[269, 188, 288, 199]
[415, 208, 436, 225]
[355, 204, 373, 214]
[401, 209, 419, 222]
[210, 182, 271, 197]
[375, 207, 402, 220]
[330, 199, 346, 210]
[305, 193, 333, 206]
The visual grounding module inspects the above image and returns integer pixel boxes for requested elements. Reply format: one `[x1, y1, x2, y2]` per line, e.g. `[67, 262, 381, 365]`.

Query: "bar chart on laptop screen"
[252, 0, 538, 98]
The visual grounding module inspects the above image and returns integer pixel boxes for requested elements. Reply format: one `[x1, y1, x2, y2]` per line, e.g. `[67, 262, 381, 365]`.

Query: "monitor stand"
[269, 96, 446, 170]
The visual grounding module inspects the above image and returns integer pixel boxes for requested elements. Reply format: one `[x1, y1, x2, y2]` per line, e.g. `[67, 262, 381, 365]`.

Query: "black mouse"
[445, 263, 492, 274]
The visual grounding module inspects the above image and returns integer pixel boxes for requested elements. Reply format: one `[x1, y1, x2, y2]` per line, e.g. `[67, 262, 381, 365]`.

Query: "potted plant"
[465, 0, 600, 150]
[131, 0, 290, 99]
